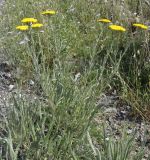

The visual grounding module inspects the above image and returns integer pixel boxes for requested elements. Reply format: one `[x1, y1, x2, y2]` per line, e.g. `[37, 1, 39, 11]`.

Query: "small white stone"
[29, 80, 35, 86]
[9, 84, 14, 91]
[105, 137, 109, 141]
[7, 73, 11, 78]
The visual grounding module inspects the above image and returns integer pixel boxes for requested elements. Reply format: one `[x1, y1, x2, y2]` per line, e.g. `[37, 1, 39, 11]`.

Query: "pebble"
[8, 84, 14, 91]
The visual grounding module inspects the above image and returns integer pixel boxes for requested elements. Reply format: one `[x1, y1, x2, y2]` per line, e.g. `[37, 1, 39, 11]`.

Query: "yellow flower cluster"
[97, 18, 111, 23]
[97, 18, 149, 32]
[41, 10, 56, 15]
[16, 12, 149, 33]
[109, 25, 126, 32]
[16, 18, 44, 31]
[16, 25, 29, 31]
[31, 23, 44, 28]
[133, 23, 148, 30]
[21, 18, 38, 23]
[16, 10, 56, 31]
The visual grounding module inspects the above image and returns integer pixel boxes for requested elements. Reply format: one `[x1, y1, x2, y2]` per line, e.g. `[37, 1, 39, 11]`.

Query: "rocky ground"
[0, 50, 15, 118]
[96, 94, 150, 159]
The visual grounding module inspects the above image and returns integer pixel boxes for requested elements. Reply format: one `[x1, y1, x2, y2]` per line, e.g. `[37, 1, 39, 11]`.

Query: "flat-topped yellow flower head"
[31, 23, 43, 28]
[97, 18, 111, 23]
[133, 23, 148, 30]
[109, 25, 126, 32]
[16, 25, 29, 31]
[41, 10, 56, 15]
[21, 18, 38, 23]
